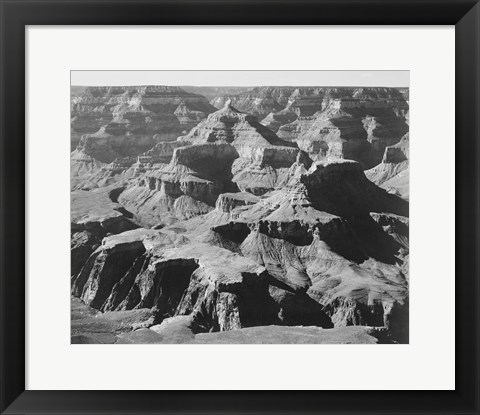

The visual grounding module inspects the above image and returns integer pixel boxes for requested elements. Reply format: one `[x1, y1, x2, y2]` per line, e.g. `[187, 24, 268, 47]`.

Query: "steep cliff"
[365, 133, 409, 199]
[71, 84, 409, 344]
[116, 103, 300, 226]
[70, 190, 138, 277]
[72, 157, 408, 343]
[278, 88, 409, 167]
[71, 86, 216, 185]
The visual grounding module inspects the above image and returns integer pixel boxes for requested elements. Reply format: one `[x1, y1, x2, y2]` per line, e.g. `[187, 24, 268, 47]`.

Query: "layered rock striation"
[365, 133, 409, 199]
[115, 102, 300, 226]
[71, 84, 409, 344]
[72, 157, 409, 342]
[71, 86, 216, 186]
[210, 87, 408, 168]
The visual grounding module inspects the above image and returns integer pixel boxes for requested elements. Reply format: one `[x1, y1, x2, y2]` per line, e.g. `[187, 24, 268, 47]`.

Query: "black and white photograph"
[70, 70, 410, 344]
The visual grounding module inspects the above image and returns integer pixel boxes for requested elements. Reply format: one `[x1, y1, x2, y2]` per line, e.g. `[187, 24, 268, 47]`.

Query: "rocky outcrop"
[71, 84, 409, 344]
[277, 88, 408, 167]
[178, 101, 295, 148]
[210, 87, 292, 117]
[179, 102, 300, 195]
[71, 140, 185, 191]
[157, 158, 408, 338]
[70, 190, 138, 277]
[71, 297, 160, 344]
[71, 190, 137, 235]
[117, 143, 238, 227]
[71, 86, 216, 186]
[215, 192, 260, 213]
[260, 108, 298, 132]
[71, 86, 215, 147]
[71, 157, 408, 342]
[115, 103, 300, 226]
[71, 297, 388, 343]
[211, 87, 335, 118]
[365, 133, 409, 199]
[72, 230, 290, 330]
[209, 87, 408, 168]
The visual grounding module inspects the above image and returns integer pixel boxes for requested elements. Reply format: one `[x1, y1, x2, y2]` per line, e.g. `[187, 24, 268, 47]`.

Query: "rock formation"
[276, 88, 409, 168]
[365, 133, 409, 199]
[71, 84, 409, 344]
[181, 86, 252, 101]
[111, 102, 299, 226]
[210, 87, 408, 168]
[71, 86, 216, 186]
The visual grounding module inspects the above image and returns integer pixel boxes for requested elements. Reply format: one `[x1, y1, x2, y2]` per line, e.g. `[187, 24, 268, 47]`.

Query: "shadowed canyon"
[71, 85, 409, 344]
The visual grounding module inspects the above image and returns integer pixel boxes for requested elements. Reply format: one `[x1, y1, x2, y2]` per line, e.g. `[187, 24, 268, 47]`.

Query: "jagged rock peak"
[206, 100, 253, 122]
[178, 101, 295, 148]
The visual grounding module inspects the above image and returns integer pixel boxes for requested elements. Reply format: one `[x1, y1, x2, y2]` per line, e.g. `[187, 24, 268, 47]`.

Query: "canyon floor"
[71, 85, 409, 344]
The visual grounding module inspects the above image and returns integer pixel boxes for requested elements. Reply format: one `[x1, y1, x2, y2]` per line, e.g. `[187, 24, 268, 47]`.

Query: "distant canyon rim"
[70, 84, 409, 344]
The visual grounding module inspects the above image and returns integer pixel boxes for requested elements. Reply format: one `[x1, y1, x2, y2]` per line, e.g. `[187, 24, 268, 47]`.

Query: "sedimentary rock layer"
[71, 84, 409, 344]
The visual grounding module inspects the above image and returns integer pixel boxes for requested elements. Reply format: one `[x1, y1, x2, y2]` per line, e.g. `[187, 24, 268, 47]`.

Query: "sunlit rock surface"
[71, 85, 409, 344]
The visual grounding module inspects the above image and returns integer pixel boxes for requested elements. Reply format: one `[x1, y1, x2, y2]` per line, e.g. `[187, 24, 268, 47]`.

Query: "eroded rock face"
[115, 103, 300, 226]
[71, 84, 409, 344]
[71, 86, 215, 149]
[210, 87, 292, 117]
[70, 189, 140, 294]
[72, 157, 408, 342]
[261, 108, 298, 133]
[71, 86, 216, 187]
[365, 133, 409, 200]
[209, 87, 408, 168]
[280, 92, 408, 168]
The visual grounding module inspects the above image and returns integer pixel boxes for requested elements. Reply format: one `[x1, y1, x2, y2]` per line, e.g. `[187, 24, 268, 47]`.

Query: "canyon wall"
[71, 85, 409, 344]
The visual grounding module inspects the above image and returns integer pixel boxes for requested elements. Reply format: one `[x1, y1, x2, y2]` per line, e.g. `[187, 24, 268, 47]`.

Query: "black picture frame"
[1, 1, 479, 414]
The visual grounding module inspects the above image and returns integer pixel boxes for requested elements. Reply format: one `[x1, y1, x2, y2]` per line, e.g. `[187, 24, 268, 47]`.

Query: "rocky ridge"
[211, 87, 408, 168]
[71, 86, 216, 186]
[71, 85, 409, 344]
[72, 158, 409, 343]
[365, 133, 409, 199]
